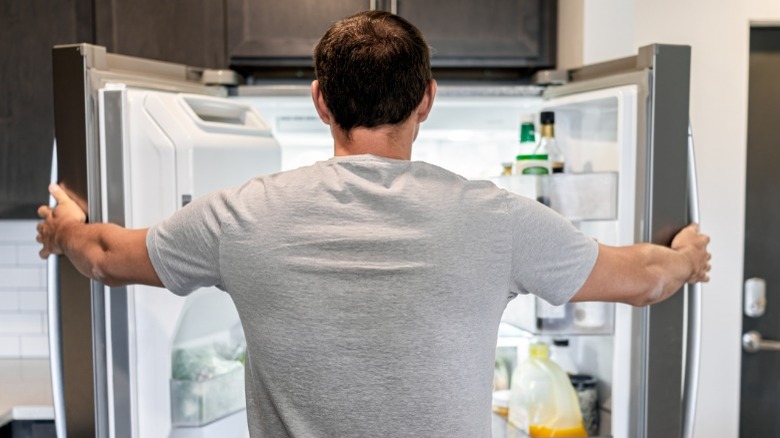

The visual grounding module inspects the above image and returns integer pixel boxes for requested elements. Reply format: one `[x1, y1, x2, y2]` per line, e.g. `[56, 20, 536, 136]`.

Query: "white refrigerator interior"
[240, 85, 639, 437]
[99, 86, 280, 437]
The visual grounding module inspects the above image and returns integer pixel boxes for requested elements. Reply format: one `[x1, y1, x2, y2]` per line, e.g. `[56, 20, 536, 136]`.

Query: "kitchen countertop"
[0, 359, 53, 427]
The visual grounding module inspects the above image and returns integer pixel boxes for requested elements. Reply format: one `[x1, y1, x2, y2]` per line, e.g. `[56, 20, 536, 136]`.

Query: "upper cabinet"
[94, 0, 227, 69]
[3, 0, 556, 218]
[226, 0, 556, 72]
[227, 0, 371, 68]
[0, 0, 93, 218]
[395, 0, 555, 68]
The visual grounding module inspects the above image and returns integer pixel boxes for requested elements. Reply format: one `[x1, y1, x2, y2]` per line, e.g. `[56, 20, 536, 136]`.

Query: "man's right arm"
[570, 223, 711, 306]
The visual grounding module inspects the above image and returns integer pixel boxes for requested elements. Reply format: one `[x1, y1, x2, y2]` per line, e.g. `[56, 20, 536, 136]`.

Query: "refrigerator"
[49, 43, 698, 438]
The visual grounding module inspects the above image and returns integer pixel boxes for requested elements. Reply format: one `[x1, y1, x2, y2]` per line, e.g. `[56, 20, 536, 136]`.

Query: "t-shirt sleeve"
[507, 193, 599, 305]
[146, 190, 229, 295]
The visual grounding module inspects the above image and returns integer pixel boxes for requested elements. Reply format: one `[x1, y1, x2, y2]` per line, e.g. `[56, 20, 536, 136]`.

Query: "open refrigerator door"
[51, 44, 281, 438]
[494, 44, 694, 438]
[98, 87, 280, 438]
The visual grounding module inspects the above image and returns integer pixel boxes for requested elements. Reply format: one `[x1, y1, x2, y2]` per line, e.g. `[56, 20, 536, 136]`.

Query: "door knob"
[742, 330, 780, 353]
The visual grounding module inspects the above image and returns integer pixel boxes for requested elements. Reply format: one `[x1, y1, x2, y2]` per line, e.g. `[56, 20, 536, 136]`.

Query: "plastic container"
[508, 342, 587, 437]
[549, 338, 578, 375]
[570, 374, 599, 436]
[493, 390, 511, 417]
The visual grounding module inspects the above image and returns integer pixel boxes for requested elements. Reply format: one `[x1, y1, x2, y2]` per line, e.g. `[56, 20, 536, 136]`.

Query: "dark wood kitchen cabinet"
[93, 0, 226, 69]
[394, 0, 556, 68]
[226, 0, 556, 72]
[0, 0, 225, 218]
[0, 0, 92, 218]
[226, 0, 371, 69]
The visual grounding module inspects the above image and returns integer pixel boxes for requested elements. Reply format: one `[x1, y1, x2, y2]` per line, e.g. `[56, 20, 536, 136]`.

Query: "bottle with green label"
[513, 154, 551, 206]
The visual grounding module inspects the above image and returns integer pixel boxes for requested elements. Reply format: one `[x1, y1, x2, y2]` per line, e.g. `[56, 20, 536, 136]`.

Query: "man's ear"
[415, 79, 437, 123]
[311, 80, 333, 125]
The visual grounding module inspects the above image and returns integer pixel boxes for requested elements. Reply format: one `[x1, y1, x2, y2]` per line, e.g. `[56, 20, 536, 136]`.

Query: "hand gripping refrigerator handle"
[46, 140, 67, 437]
[682, 123, 702, 438]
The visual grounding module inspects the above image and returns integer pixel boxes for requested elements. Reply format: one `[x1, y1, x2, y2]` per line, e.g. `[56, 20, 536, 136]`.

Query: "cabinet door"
[394, 0, 555, 68]
[227, 0, 371, 68]
[0, 0, 92, 218]
[94, 0, 226, 69]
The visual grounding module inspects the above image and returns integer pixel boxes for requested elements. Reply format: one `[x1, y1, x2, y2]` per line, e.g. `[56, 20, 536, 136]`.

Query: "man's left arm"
[37, 184, 163, 288]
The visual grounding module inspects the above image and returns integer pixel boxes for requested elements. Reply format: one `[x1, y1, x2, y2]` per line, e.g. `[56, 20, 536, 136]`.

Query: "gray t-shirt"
[147, 154, 598, 437]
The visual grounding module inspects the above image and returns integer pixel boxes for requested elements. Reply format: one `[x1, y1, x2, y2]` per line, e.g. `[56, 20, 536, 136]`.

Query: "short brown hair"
[314, 11, 432, 131]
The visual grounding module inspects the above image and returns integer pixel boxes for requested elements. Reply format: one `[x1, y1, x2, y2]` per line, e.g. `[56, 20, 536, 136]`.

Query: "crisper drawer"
[171, 366, 246, 427]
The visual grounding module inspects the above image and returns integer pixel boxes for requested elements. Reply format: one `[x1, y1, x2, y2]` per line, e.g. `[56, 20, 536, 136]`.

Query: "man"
[37, 10, 710, 438]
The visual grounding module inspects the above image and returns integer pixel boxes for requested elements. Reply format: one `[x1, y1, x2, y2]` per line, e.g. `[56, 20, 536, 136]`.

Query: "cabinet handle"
[391, 0, 397, 14]
[369, 0, 376, 10]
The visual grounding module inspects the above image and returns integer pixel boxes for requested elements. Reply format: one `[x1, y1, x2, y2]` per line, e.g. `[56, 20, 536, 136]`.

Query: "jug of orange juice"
[508, 342, 588, 437]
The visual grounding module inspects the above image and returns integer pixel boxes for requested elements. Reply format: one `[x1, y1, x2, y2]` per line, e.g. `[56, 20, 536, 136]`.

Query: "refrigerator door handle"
[682, 123, 702, 438]
[46, 140, 67, 438]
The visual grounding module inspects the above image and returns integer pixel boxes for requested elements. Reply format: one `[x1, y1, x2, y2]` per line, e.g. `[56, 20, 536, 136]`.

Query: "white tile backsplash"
[0, 291, 19, 311]
[19, 292, 46, 311]
[17, 244, 43, 265]
[0, 220, 48, 358]
[0, 335, 21, 357]
[0, 246, 15, 265]
[0, 221, 38, 242]
[0, 267, 44, 288]
[20, 335, 49, 357]
[0, 313, 43, 334]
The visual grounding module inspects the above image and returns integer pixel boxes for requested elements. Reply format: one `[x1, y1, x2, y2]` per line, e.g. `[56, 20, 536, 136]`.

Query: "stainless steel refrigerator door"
[51, 43, 228, 438]
[51, 43, 110, 438]
[544, 44, 692, 438]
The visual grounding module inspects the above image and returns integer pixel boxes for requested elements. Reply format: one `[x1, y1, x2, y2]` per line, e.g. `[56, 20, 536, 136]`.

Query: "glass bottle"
[549, 338, 578, 375]
[534, 111, 564, 173]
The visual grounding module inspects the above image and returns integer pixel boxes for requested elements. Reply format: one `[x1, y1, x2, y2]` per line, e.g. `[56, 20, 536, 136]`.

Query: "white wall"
[557, 0, 636, 69]
[0, 220, 49, 358]
[583, 0, 635, 64]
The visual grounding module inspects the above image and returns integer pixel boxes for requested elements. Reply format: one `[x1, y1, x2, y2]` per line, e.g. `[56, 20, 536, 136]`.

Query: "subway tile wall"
[0, 220, 49, 358]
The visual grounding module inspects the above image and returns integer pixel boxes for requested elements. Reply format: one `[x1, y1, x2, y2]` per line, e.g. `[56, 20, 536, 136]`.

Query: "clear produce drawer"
[171, 366, 246, 427]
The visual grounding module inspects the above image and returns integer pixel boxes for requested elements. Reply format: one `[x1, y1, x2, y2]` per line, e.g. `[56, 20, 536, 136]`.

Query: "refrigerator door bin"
[170, 366, 246, 427]
[492, 172, 618, 221]
[502, 297, 615, 336]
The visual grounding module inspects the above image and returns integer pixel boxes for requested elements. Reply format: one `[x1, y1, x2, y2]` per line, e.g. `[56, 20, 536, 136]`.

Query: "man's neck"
[331, 118, 417, 160]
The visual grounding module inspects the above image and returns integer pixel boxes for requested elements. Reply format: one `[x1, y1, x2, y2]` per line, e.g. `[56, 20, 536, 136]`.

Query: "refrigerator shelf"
[491, 172, 618, 222]
[501, 296, 615, 337]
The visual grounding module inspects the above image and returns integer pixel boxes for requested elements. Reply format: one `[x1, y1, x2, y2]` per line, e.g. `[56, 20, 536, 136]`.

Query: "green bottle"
[518, 114, 537, 156]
